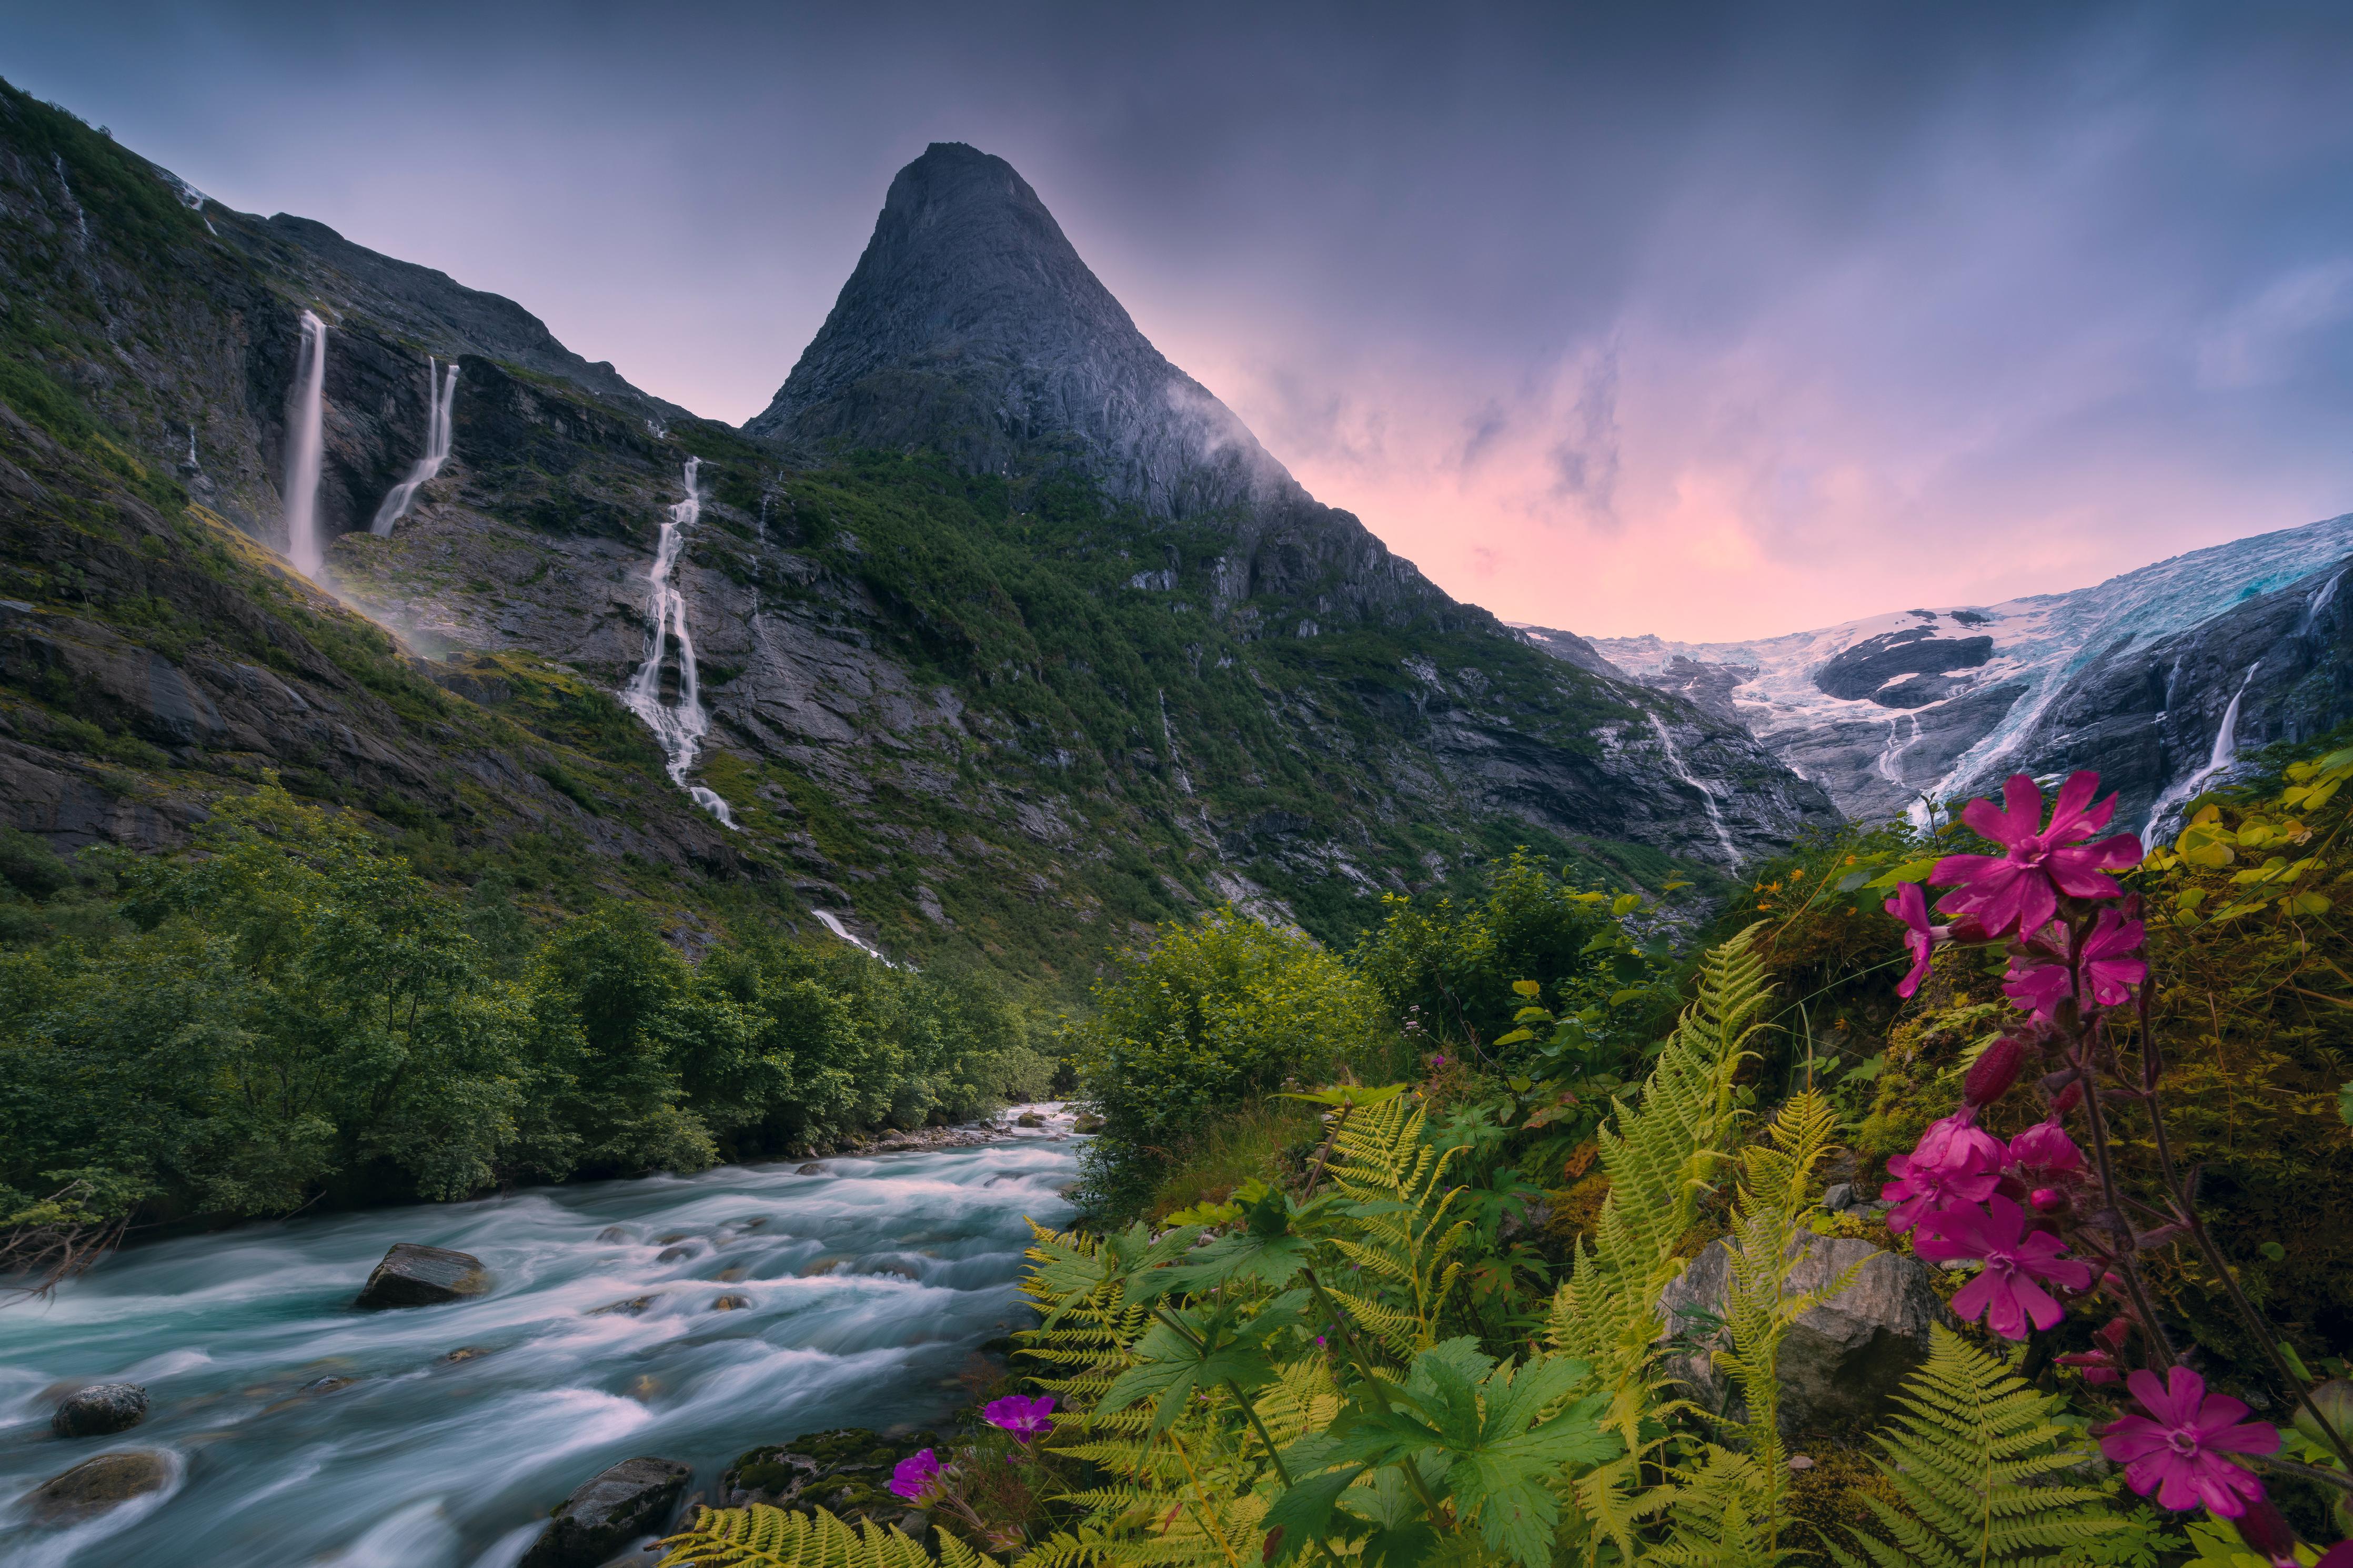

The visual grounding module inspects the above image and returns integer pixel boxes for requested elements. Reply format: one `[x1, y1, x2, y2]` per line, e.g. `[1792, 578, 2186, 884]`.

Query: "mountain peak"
[745, 144, 1296, 519]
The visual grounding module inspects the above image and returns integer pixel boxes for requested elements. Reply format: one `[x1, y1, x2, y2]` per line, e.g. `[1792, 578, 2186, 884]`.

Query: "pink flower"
[1881, 1112, 2008, 1234]
[983, 1393, 1057, 1444]
[1884, 882, 1943, 998]
[1914, 1196, 2096, 1339]
[2003, 909, 2148, 1019]
[2098, 1365, 2278, 1517]
[2008, 1119, 2085, 1189]
[1933, 772, 2143, 937]
[889, 1448, 945, 1501]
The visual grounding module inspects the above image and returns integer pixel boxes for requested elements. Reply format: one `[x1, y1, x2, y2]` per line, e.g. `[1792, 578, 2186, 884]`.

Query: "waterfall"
[811, 908, 898, 966]
[369, 357, 459, 534]
[618, 458, 738, 828]
[2301, 568, 2347, 633]
[2141, 661, 2261, 843]
[282, 310, 328, 579]
[1646, 711, 1742, 866]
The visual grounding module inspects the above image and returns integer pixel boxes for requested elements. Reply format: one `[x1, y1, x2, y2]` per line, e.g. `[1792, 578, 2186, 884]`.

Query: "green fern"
[1828, 1325, 2127, 1568]
[1320, 1090, 1471, 1356]
[1547, 925, 1768, 1560]
[654, 1503, 998, 1567]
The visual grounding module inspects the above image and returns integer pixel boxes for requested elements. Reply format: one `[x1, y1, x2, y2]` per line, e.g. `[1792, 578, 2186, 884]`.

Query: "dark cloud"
[3, 1, 2350, 635]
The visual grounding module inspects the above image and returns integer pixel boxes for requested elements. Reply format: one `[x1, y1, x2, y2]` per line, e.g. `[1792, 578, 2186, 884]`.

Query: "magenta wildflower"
[2008, 1119, 2085, 1190]
[983, 1393, 1057, 1444]
[2097, 1365, 2278, 1517]
[888, 1448, 945, 1501]
[1933, 771, 2143, 937]
[1914, 1196, 2095, 1339]
[1884, 881, 1942, 999]
[1881, 1112, 2008, 1233]
[2003, 907, 2148, 1019]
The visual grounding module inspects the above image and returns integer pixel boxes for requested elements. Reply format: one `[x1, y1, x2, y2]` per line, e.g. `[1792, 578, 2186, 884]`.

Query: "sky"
[6, 1, 2353, 640]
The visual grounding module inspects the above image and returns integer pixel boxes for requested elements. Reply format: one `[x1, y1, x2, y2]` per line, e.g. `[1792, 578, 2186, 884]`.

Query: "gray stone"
[1657, 1236, 1953, 1436]
[519, 1456, 693, 1568]
[23, 1451, 173, 1523]
[355, 1243, 490, 1309]
[50, 1383, 147, 1438]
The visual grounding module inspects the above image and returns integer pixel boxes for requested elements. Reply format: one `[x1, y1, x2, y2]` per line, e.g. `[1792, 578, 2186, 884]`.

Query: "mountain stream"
[0, 1111, 1080, 1567]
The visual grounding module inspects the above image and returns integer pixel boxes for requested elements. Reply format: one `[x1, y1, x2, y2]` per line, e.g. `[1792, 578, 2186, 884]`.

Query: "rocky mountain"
[0, 87, 1833, 980]
[1530, 514, 2353, 833]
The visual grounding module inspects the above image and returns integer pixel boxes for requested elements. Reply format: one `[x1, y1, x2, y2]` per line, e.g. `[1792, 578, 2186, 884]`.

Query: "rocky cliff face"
[1557, 514, 2353, 827]
[0, 87, 1834, 973]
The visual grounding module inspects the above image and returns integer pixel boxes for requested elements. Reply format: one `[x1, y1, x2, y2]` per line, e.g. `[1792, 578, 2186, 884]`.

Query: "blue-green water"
[0, 1111, 1079, 1566]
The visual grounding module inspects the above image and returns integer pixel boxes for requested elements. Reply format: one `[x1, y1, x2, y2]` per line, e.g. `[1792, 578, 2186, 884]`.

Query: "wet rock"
[721, 1429, 940, 1525]
[1658, 1237, 1953, 1436]
[710, 1294, 752, 1311]
[1014, 1111, 1046, 1128]
[24, 1451, 173, 1523]
[796, 1163, 828, 1175]
[656, 1245, 698, 1263]
[443, 1346, 492, 1363]
[519, 1456, 693, 1568]
[596, 1226, 634, 1243]
[355, 1243, 490, 1309]
[51, 1383, 148, 1438]
[587, 1296, 657, 1318]
[653, 1232, 692, 1245]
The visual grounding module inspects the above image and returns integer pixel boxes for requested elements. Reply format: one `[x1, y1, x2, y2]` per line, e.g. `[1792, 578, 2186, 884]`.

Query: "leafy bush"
[1069, 908, 1387, 1218]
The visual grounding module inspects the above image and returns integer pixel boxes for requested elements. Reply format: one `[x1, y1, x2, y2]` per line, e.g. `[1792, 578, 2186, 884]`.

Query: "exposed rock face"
[1580, 516, 2353, 824]
[1658, 1237, 1953, 1435]
[50, 1383, 148, 1438]
[355, 1243, 491, 1308]
[519, 1455, 692, 1568]
[23, 1450, 175, 1523]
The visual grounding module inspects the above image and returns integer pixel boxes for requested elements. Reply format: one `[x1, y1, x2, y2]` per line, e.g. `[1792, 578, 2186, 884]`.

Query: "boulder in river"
[51, 1383, 148, 1438]
[721, 1428, 940, 1523]
[24, 1451, 175, 1523]
[519, 1455, 692, 1568]
[1072, 1112, 1105, 1134]
[1657, 1236, 1952, 1436]
[1014, 1111, 1046, 1128]
[355, 1243, 490, 1309]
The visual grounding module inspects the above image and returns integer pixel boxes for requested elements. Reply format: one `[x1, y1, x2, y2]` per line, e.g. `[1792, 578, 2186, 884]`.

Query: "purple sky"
[7, 2, 2353, 639]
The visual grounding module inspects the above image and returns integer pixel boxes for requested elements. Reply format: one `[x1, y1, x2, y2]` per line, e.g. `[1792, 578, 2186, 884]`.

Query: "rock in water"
[355, 1243, 490, 1308]
[50, 1383, 148, 1438]
[519, 1456, 693, 1568]
[1657, 1236, 1952, 1435]
[25, 1451, 174, 1523]
[721, 1429, 940, 1524]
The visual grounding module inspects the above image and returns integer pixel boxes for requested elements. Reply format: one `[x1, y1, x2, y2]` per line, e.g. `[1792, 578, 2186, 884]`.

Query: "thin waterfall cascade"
[811, 908, 900, 967]
[2141, 661, 2262, 843]
[283, 311, 329, 580]
[1645, 711, 1742, 866]
[2301, 568, 2347, 633]
[618, 458, 738, 829]
[370, 357, 460, 535]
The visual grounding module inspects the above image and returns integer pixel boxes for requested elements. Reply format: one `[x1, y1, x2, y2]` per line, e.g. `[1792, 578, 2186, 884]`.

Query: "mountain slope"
[1547, 514, 2353, 827]
[0, 88, 1834, 981]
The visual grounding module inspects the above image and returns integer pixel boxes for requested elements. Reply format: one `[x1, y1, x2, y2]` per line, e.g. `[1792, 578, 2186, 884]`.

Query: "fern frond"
[1830, 1324, 2125, 1568]
[1548, 926, 1768, 1562]
[1323, 1092, 1469, 1352]
[655, 1504, 984, 1568]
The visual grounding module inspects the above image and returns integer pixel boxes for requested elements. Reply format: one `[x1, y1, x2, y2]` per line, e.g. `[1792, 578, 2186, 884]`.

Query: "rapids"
[0, 1109, 1080, 1567]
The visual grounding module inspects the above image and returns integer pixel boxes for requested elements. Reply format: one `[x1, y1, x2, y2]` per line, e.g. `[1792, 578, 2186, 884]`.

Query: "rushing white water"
[370, 358, 460, 535]
[2141, 661, 2262, 844]
[618, 460, 737, 828]
[810, 909, 896, 967]
[1645, 711, 1742, 866]
[0, 1117, 1080, 1567]
[283, 312, 329, 580]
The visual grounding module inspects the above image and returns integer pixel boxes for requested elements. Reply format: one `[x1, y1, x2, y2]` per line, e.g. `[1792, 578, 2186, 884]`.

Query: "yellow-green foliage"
[657, 1504, 998, 1567]
[1550, 925, 1768, 1561]
[1320, 1090, 1472, 1355]
[1827, 1326, 2124, 1568]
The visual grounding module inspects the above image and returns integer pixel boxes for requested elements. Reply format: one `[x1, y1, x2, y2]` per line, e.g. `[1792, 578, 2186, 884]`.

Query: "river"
[0, 1108, 1081, 1567]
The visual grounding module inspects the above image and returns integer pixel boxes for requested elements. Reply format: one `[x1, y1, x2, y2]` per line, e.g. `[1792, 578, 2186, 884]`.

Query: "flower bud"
[1965, 1037, 2025, 1107]
[2231, 1495, 2300, 1565]
[2050, 1080, 2084, 1116]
